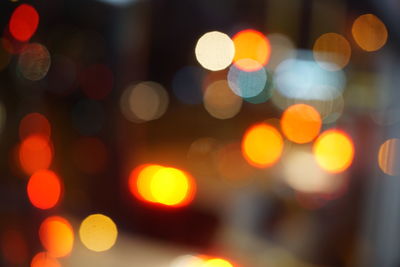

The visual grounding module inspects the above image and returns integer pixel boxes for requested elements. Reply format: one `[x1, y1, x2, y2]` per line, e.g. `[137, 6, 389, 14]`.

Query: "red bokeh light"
[27, 170, 62, 210]
[9, 4, 39, 42]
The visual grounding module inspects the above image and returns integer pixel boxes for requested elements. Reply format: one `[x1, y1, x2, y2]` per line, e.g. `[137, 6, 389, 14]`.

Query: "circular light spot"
[313, 33, 351, 71]
[283, 150, 344, 194]
[195, 31, 234, 71]
[232, 29, 271, 71]
[120, 81, 169, 123]
[203, 258, 234, 267]
[204, 80, 242, 119]
[352, 14, 388, 52]
[19, 135, 53, 175]
[27, 170, 62, 210]
[39, 216, 74, 258]
[79, 214, 118, 252]
[31, 252, 60, 267]
[9, 4, 39, 42]
[129, 165, 196, 207]
[72, 137, 108, 174]
[281, 104, 322, 144]
[242, 123, 284, 168]
[313, 129, 354, 173]
[80, 64, 113, 100]
[378, 138, 400, 176]
[18, 43, 51, 81]
[19, 113, 51, 140]
[227, 61, 267, 98]
[150, 167, 195, 206]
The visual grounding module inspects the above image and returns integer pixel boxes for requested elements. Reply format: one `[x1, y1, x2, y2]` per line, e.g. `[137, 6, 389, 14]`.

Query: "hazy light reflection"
[18, 43, 51, 81]
[378, 138, 400, 176]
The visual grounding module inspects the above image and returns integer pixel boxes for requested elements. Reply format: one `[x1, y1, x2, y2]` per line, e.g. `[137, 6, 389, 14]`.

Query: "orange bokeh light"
[242, 123, 284, 168]
[129, 164, 196, 207]
[281, 104, 322, 144]
[39, 216, 74, 258]
[31, 252, 60, 267]
[27, 170, 62, 210]
[232, 29, 271, 71]
[19, 113, 51, 140]
[19, 135, 53, 175]
[313, 129, 355, 173]
[9, 4, 39, 42]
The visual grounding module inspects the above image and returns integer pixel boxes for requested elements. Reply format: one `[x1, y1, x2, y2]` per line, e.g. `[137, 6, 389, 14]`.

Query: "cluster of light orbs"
[129, 164, 196, 207]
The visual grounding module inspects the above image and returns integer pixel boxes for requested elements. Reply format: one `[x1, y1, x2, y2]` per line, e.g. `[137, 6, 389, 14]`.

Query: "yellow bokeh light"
[129, 165, 196, 207]
[150, 167, 190, 206]
[378, 138, 400, 176]
[204, 80, 242, 119]
[79, 214, 118, 252]
[313, 33, 351, 71]
[195, 31, 235, 71]
[281, 104, 322, 144]
[203, 258, 234, 267]
[242, 123, 284, 168]
[352, 14, 388, 52]
[313, 129, 354, 173]
[39, 216, 74, 258]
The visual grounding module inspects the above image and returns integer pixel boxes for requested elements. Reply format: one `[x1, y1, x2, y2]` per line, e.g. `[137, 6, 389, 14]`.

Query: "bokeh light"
[313, 33, 351, 71]
[1, 229, 28, 265]
[203, 258, 234, 267]
[195, 31, 235, 71]
[120, 81, 169, 123]
[281, 104, 322, 144]
[18, 43, 51, 81]
[227, 61, 267, 98]
[242, 123, 284, 168]
[27, 170, 62, 210]
[232, 29, 271, 71]
[203, 80, 242, 119]
[352, 14, 388, 52]
[9, 4, 39, 42]
[275, 54, 346, 101]
[283, 150, 345, 194]
[79, 214, 118, 252]
[31, 252, 61, 267]
[313, 129, 354, 173]
[19, 135, 53, 175]
[378, 138, 400, 176]
[39, 216, 74, 258]
[72, 137, 108, 174]
[80, 64, 113, 100]
[129, 165, 196, 207]
[19, 112, 51, 140]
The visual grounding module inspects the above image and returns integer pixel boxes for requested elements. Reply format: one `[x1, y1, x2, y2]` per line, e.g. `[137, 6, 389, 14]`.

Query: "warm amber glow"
[79, 214, 118, 252]
[232, 29, 271, 71]
[31, 252, 60, 267]
[313, 33, 351, 71]
[19, 135, 53, 175]
[378, 138, 400, 176]
[129, 165, 196, 207]
[203, 258, 234, 267]
[313, 130, 354, 173]
[281, 104, 322, 144]
[242, 123, 284, 168]
[27, 170, 62, 210]
[195, 31, 235, 71]
[39, 216, 74, 258]
[352, 14, 388, 52]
